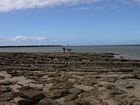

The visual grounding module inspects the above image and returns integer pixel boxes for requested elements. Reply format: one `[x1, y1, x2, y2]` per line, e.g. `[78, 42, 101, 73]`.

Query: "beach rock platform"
[0, 52, 140, 105]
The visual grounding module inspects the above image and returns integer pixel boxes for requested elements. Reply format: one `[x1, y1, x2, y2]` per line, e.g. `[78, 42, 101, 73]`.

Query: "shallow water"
[0, 45, 139, 60]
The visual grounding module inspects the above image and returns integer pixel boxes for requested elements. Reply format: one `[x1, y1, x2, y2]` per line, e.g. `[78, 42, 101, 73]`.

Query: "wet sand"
[0, 52, 140, 105]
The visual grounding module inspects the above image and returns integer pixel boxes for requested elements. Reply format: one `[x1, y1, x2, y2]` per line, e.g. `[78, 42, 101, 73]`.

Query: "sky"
[0, 0, 140, 45]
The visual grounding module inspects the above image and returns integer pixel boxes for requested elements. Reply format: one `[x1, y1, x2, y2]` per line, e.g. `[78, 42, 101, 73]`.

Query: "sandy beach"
[0, 52, 140, 105]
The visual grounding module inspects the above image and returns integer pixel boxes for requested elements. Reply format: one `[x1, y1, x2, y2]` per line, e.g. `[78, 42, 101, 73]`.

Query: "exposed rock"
[19, 85, 32, 91]
[51, 81, 73, 90]
[133, 101, 140, 105]
[0, 101, 15, 105]
[50, 88, 69, 99]
[0, 52, 140, 105]
[0, 76, 5, 80]
[108, 86, 126, 97]
[114, 98, 128, 105]
[64, 88, 83, 101]
[0, 92, 14, 101]
[0, 81, 12, 85]
[37, 99, 61, 105]
[18, 90, 44, 102]
[81, 79, 97, 86]
[134, 72, 140, 79]
[0, 86, 11, 92]
[66, 100, 91, 105]
[69, 88, 83, 95]
[64, 94, 78, 102]
[126, 85, 134, 89]
[18, 99, 35, 105]
[48, 73, 61, 78]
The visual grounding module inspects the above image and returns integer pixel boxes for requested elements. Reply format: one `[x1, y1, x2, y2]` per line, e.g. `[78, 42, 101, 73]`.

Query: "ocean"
[0, 45, 140, 60]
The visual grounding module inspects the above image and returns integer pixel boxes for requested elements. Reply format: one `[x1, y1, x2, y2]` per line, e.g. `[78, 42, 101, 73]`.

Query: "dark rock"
[19, 85, 32, 91]
[37, 99, 61, 105]
[0, 92, 14, 101]
[133, 101, 140, 105]
[103, 102, 109, 105]
[110, 89, 126, 96]
[67, 100, 90, 105]
[106, 84, 126, 96]
[66, 101, 77, 105]
[0, 76, 5, 80]
[0, 101, 15, 105]
[114, 98, 128, 105]
[64, 88, 83, 102]
[106, 77, 117, 82]
[18, 99, 35, 105]
[0, 86, 11, 92]
[0, 81, 12, 85]
[50, 89, 69, 99]
[106, 84, 116, 90]
[82, 80, 97, 86]
[64, 94, 78, 102]
[51, 81, 73, 90]
[48, 73, 61, 78]
[18, 90, 44, 102]
[69, 88, 83, 95]
[126, 85, 134, 89]
[134, 73, 140, 79]
[79, 88, 99, 98]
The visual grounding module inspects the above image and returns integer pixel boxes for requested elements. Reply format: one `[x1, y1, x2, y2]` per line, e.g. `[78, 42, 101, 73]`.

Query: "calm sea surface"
[0, 45, 140, 60]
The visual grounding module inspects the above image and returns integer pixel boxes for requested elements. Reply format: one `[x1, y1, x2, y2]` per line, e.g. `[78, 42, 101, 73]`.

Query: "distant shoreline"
[0, 44, 139, 48]
[0, 45, 62, 48]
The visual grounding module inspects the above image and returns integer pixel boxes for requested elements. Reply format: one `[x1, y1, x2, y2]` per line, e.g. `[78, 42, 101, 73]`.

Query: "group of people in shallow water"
[62, 45, 71, 54]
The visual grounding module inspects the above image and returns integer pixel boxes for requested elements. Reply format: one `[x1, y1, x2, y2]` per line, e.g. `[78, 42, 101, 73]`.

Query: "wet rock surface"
[0, 52, 140, 105]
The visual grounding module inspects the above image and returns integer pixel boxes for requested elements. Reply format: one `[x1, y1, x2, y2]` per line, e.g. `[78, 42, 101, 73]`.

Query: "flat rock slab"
[18, 90, 44, 102]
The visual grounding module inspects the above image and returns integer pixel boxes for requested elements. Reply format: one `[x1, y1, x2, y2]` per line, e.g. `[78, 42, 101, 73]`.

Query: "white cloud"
[12, 35, 26, 41]
[0, 0, 139, 12]
[76, 6, 91, 10]
[0, 0, 100, 12]
[0, 35, 47, 45]
[11, 35, 47, 41]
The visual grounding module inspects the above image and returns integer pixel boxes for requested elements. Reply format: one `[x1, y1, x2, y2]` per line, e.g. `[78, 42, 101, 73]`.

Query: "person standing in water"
[62, 45, 71, 54]
[66, 45, 71, 54]
[62, 46, 66, 54]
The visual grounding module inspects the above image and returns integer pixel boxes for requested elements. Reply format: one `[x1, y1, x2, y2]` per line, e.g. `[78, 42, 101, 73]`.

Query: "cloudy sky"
[0, 0, 140, 45]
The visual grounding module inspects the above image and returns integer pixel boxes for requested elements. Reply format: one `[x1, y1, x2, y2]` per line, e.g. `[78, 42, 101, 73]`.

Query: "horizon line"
[0, 44, 139, 47]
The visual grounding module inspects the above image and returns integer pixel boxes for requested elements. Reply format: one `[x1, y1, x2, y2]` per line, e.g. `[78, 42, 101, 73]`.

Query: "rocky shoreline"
[0, 52, 140, 105]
